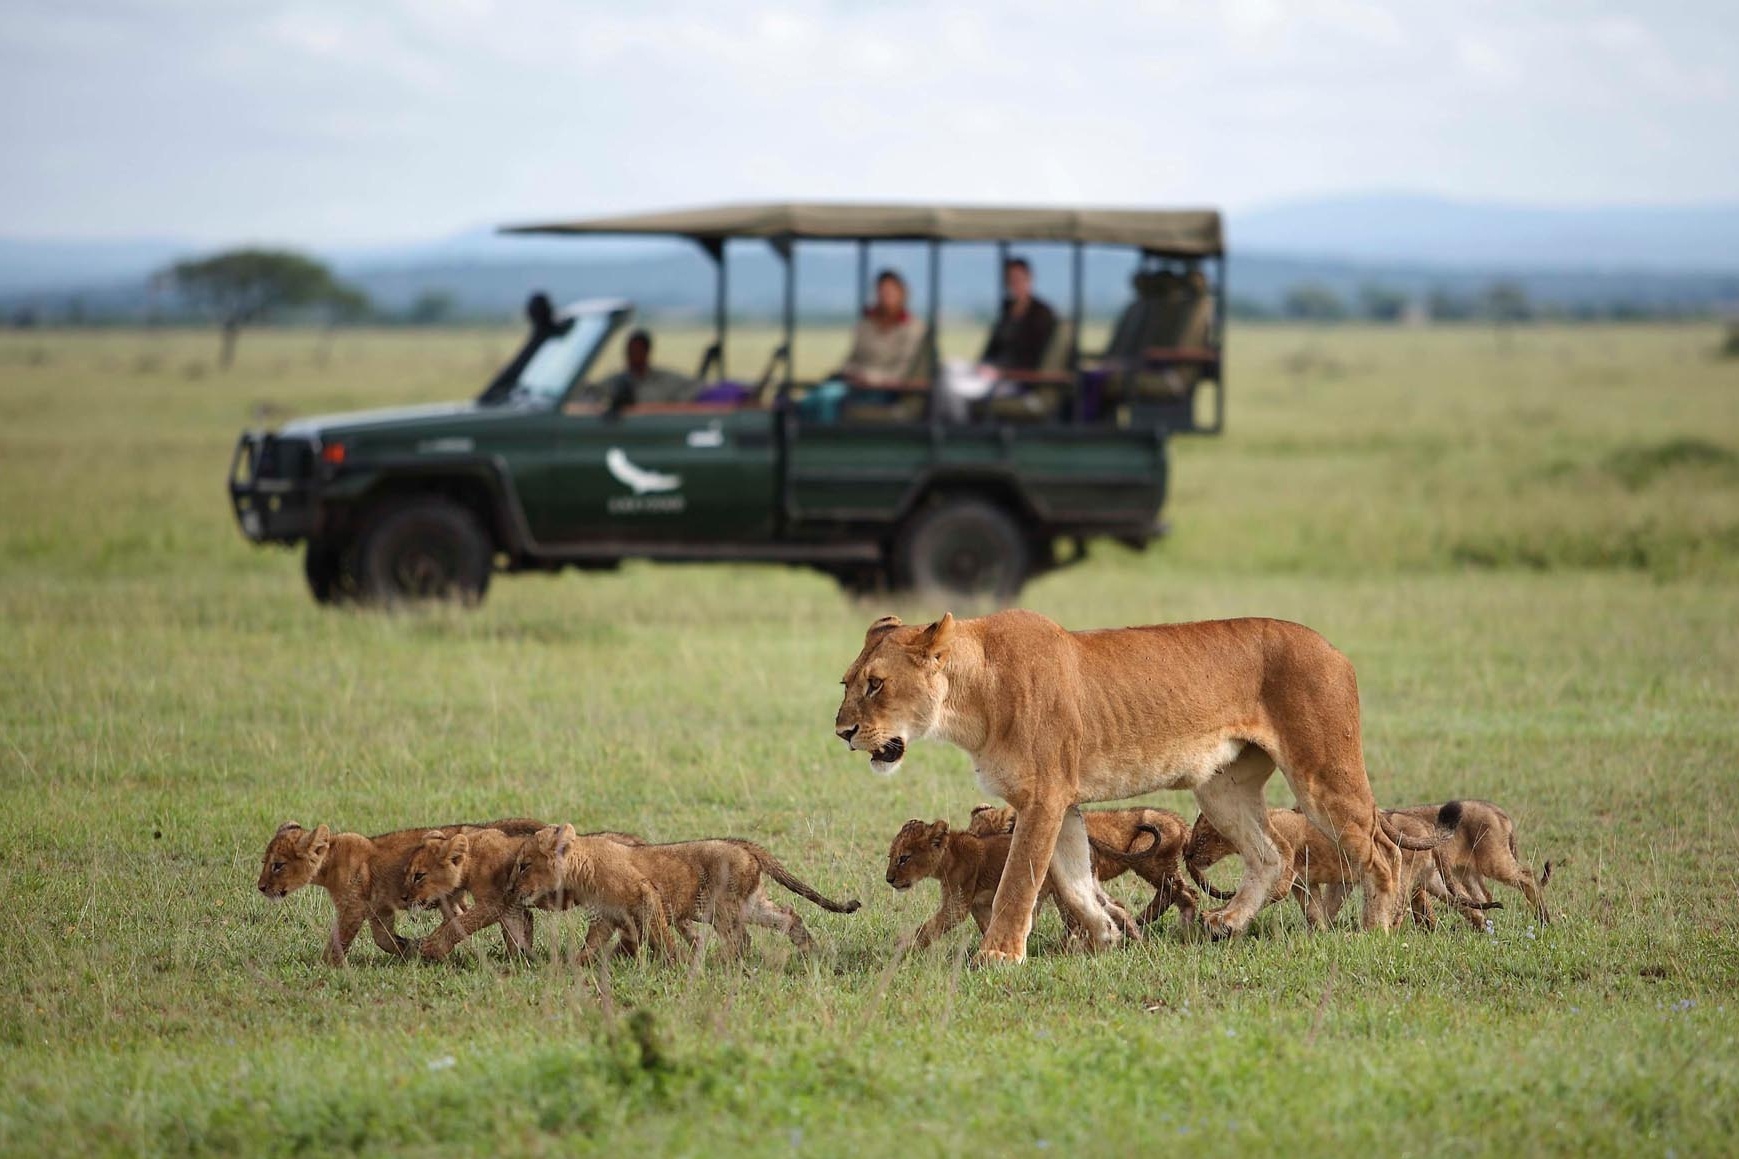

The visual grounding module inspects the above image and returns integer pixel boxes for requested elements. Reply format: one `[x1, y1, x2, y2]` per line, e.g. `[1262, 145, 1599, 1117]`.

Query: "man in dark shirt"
[980, 257, 1057, 371]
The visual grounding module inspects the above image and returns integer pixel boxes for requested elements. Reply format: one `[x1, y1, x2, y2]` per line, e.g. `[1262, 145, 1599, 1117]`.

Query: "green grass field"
[1, 322, 1736, 1156]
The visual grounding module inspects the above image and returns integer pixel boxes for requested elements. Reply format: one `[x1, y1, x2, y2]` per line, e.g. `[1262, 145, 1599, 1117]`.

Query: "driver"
[599, 329, 693, 408]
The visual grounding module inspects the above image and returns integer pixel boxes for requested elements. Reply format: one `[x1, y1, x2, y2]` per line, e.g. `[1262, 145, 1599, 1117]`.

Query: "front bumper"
[229, 432, 317, 543]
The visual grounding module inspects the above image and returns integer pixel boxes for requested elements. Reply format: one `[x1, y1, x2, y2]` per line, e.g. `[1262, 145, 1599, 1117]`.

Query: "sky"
[2, 0, 1735, 247]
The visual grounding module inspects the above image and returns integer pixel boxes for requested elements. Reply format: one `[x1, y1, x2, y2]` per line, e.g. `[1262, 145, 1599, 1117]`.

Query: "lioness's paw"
[973, 946, 1026, 967]
[1199, 909, 1244, 942]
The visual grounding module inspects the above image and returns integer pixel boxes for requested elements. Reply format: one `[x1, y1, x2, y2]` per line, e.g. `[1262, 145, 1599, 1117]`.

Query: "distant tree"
[160, 249, 368, 368]
[1724, 321, 1739, 359]
[1481, 281, 1532, 324]
[1426, 287, 1473, 322]
[1282, 283, 1348, 323]
[1357, 284, 1409, 323]
[406, 289, 458, 326]
[1227, 296, 1275, 321]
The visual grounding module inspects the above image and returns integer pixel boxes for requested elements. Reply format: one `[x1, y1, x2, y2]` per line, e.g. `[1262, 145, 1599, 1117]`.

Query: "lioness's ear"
[274, 821, 303, 839]
[863, 614, 903, 647]
[910, 613, 955, 663]
[447, 832, 470, 864]
[928, 819, 948, 847]
[553, 823, 577, 860]
[307, 824, 331, 858]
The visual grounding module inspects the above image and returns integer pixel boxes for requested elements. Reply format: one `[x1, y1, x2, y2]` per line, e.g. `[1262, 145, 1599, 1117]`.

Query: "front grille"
[254, 435, 315, 480]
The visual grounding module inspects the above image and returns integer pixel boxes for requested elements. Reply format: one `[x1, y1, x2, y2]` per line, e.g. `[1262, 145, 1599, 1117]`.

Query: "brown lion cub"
[970, 804, 1200, 928]
[1388, 799, 1552, 925]
[255, 817, 544, 964]
[1185, 805, 1486, 931]
[513, 825, 862, 963]
[885, 819, 1140, 951]
[404, 827, 645, 961]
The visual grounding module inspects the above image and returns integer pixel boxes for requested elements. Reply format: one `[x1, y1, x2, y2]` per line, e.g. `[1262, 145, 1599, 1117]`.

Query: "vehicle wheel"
[893, 497, 1031, 604]
[356, 497, 492, 606]
[303, 539, 349, 605]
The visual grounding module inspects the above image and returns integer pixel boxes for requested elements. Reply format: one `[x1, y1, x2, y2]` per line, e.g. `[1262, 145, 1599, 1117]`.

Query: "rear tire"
[893, 497, 1031, 603]
[356, 497, 492, 606]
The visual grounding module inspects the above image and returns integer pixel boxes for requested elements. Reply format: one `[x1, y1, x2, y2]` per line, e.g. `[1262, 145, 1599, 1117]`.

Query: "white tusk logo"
[606, 448, 682, 495]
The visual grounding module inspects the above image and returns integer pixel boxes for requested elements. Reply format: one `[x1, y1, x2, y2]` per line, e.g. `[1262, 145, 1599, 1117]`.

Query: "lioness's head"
[512, 823, 575, 909]
[885, 819, 950, 889]
[257, 822, 330, 900]
[403, 830, 467, 909]
[835, 614, 957, 776]
[968, 804, 1016, 837]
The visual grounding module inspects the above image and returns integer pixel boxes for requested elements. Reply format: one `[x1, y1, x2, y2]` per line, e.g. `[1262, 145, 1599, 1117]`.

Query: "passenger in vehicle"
[600, 329, 694, 408]
[980, 257, 1056, 371]
[838, 269, 926, 387]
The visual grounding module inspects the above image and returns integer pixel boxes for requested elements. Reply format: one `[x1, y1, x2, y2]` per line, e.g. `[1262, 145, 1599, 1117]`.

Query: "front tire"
[356, 497, 492, 606]
[303, 538, 359, 605]
[893, 497, 1030, 603]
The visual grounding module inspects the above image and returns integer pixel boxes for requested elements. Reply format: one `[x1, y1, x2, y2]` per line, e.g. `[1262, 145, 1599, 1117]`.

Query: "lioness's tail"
[730, 841, 861, 913]
[1382, 800, 1463, 851]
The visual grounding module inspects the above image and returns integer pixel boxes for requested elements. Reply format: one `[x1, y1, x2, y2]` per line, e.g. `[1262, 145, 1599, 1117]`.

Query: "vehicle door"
[547, 406, 779, 544]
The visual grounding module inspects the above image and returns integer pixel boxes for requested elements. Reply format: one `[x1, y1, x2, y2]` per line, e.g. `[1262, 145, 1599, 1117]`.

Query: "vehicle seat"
[984, 319, 1074, 423]
[1104, 272, 1214, 404]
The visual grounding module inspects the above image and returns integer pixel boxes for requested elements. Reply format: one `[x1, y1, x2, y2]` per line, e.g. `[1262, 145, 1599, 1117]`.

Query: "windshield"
[510, 312, 612, 404]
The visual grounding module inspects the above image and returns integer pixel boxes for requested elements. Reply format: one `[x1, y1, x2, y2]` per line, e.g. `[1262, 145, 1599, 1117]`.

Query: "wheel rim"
[926, 521, 1015, 597]
[386, 526, 464, 599]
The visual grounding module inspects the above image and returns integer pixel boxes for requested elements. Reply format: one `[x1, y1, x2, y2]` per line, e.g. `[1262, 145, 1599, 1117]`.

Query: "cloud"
[0, 0, 1734, 245]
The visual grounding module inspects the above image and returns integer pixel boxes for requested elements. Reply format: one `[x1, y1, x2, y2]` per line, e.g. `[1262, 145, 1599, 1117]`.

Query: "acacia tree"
[161, 249, 368, 368]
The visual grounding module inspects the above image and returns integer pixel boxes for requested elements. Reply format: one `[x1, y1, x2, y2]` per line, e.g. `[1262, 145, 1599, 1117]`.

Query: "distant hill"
[5, 194, 1739, 322]
[1233, 193, 1739, 272]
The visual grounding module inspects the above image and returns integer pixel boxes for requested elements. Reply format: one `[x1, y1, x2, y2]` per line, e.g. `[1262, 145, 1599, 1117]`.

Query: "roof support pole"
[693, 237, 728, 381]
[771, 235, 795, 388]
[1071, 240, 1085, 423]
[857, 240, 869, 309]
[995, 240, 1009, 309]
[928, 238, 942, 428]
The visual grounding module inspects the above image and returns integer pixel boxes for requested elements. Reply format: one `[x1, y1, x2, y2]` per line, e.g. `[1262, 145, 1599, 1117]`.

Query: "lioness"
[970, 803, 1199, 928]
[255, 817, 543, 964]
[513, 825, 861, 963]
[885, 818, 1139, 950]
[1186, 805, 1488, 931]
[405, 826, 646, 960]
[1388, 800, 1552, 925]
[836, 611, 1427, 961]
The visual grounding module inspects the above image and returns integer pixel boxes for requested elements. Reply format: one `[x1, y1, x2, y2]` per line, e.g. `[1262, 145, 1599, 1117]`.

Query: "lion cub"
[969, 804, 1200, 928]
[404, 826, 644, 961]
[1388, 799, 1552, 925]
[885, 818, 1139, 951]
[1185, 805, 1485, 931]
[255, 817, 543, 964]
[513, 825, 862, 963]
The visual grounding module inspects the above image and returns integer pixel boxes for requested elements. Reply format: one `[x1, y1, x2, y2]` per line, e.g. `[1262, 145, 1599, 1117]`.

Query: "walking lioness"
[834, 610, 1415, 962]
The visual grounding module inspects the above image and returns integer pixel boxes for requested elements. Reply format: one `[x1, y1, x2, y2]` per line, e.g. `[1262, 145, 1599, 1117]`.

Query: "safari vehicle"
[229, 202, 1226, 605]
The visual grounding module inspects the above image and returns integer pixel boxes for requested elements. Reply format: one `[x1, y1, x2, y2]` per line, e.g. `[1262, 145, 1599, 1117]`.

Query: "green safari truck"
[228, 202, 1226, 605]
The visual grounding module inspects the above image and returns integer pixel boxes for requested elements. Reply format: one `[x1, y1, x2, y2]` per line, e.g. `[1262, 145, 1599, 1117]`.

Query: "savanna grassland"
[1, 322, 1736, 1156]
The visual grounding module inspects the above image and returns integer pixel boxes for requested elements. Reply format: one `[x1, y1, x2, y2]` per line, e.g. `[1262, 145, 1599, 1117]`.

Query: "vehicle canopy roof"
[502, 201, 1222, 257]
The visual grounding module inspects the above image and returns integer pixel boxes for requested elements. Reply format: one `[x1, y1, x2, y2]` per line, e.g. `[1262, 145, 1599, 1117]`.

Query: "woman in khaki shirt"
[838, 270, 925, 386]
